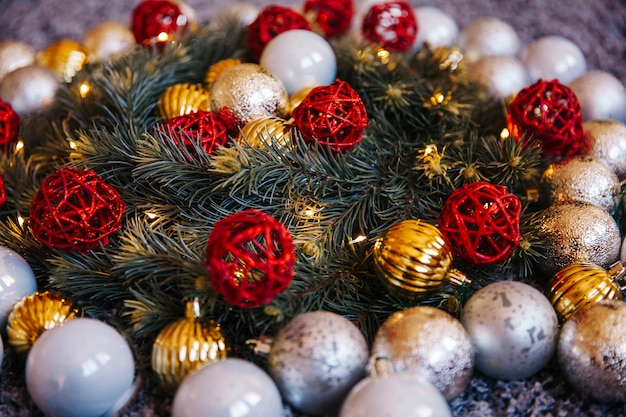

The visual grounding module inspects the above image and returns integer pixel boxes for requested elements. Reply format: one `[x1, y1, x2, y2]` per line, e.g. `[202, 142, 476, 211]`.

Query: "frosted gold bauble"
[0, 41, 36, 82]
[37, 39, 88, 82]
[157, 83, 211, 119]
[83, 21, 135, 62]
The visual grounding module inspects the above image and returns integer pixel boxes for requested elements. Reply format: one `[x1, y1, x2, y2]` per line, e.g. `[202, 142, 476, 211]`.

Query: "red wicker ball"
[506, 79, 584, 158]
[247, 5, 311, 62]
[30, 167, 126, 253]
[206, 209, 295, 308]
[292, 79, 368, 153]
[361, 1, 418, 51]
[0, 98, 19, 147]
[131, 0, 188, 46]
[0, 173, 6, 207]
[303, 0, 354, 37]
[438, 181, 521, 266]
[165, 110, 228, 157]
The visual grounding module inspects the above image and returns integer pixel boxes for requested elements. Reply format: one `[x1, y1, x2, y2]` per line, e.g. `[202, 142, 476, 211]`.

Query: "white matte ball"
[0, 246, 37, 327]
[0, 41, 36, 83]
[0, 65, 59, 116]
[83, 21, 135, 62]
[569, 70, 626, 123]
[455, 17, 520, 62]
[469, 55, 530, 99]
[521, 36, 587, 84]
[26, 318, 136, 417]
[260, 29, 336, 96]
[172, 358, 283, 417]
[413, 7, 458, 50]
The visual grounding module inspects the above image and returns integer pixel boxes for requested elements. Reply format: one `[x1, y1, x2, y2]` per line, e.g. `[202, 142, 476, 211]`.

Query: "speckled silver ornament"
[210, 63, 289, 127]
[541, 156, 620, 213]
[521, 35, 586, 84]
[583, 119, 626, 180]
[455, 17, 521, 62]
[0, 64, 59, 116]
[558, 300, 626, 403]
[370, 306, 474, 400]
[460, 280, 559, 381]
[570, 70, 626, 123]
[268, 311, 369, 415]
[0, 41, 36, 82]
[469, 55, 530, 99]
[536, 202, 621, 278]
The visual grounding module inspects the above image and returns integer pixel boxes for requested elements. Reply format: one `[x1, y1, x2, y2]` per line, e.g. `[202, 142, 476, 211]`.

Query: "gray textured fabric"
[1, 0, 626, 416]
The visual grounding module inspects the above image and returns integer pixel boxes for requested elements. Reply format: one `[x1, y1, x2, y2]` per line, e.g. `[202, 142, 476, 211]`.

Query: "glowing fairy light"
[500, 127, 510, 139]
[79, 82, 90, 98]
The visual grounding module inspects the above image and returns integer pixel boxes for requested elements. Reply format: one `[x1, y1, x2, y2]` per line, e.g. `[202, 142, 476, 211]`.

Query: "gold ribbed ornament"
[151, 299, 229, 389]
[37, 39, 89, 82]
[289, 86, 315, 115]
[157, 83, 211, 119]
[547, 262, 625, 322]
[238, 116, 291, 149]
[373, 219, 469, 299]
[7, 290, 81, 354]
[205, 58, 242, 88]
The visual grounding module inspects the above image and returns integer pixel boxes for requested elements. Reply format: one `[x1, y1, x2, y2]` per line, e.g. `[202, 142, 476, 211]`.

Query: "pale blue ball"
[260, 29, 336, 96]
[0, 246, 37, 327]
[26, 318, 136, 417]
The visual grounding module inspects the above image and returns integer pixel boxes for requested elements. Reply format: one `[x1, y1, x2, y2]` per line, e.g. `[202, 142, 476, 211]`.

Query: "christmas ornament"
[289, 86, 315, 114]
[292, 79, 367, 152]
[152, 299, 229, 389]
[260, 29, 337, 96]
[0, 246, 37, 327]
[521, 35, 587, 84]
[372, 219, 470, 299]
[266, 311, 369, 415]
[541, 155, 620, 213]
[0, 334, 3, 368]
[157, 83, 211, 119]
[238, 116, 290, 149]
[461, 280, 559, 380]
[83, 21, 136, 62]
[0, 41, 36, 82]
[570, 70, 626, 123]
[506, 78, 584, 158]
[455, 17, 520, 62]
[37, 39, 88, 83]
[303, 0, 353, 37]
[0, 64, 59, 116]
[204, 58, 242, 88]
[171, 358, 283, 417]
[131, 0, 189, 46]
[468, 55, 530, 99]
[547, 262, 625, 322]
[412, 6, 458, 50]
[582, 119, 626, 180]
[205, 209, 295, 308]
[164, 109, 228, 157]
[558, 300, 626, 403]
[26, 318, 136, 417]
[0, 97, 19, 147]
[210, 2, 260, 28]
[247, 5, 311, 62]
[0, 173, 6, 207]
[339, 369, 452, 417]
[438, 181, 521, 266]
[210, 63, 289, 127]
[536, 202, 621, 278]
[370, 306, 474, 400]
[360, 1, 417, 52]
[6, 290, 81, 354]
[29, 167, 126, 253]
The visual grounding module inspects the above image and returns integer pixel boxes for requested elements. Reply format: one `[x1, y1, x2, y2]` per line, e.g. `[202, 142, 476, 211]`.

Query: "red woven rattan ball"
[361, 1, 418, 51]
[131, 0, 188, 45]
[506, 79, 584, 158]
[247, 5, 311, 62]
[0, 98, 19, 147]
[30, 167, 126, 253]
[206, 209, 295, 308]
[303, 0, 353, 37]
[292, 79, 367, 152]
[438, 181, 521, 265]
[0, 173, 6, 207]
[165, 110, 228, 157]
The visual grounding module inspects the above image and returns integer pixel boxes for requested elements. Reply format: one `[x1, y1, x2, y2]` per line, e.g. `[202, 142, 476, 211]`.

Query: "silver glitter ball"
[461, 280, 559, 381]
[558, 300, 626, 403]
[537, 202, 621, 278]
[370, 306, 474, 400]
[0, 41, 36, 82]
[210, 63, 288, 127]
[541, 156, 620, 213]
[583, 119, 626, 180]
[570, 70, 626, 123]
[455, 17, 521, 62]
[0, 64, 59, 116]
[268, 311, 369, 415]
[469, 55, 530, 99]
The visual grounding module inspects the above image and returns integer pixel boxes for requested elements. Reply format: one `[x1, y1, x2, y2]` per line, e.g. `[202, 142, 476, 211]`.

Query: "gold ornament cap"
[37, 39, 89, 83]
[157, 83, 211, 119]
